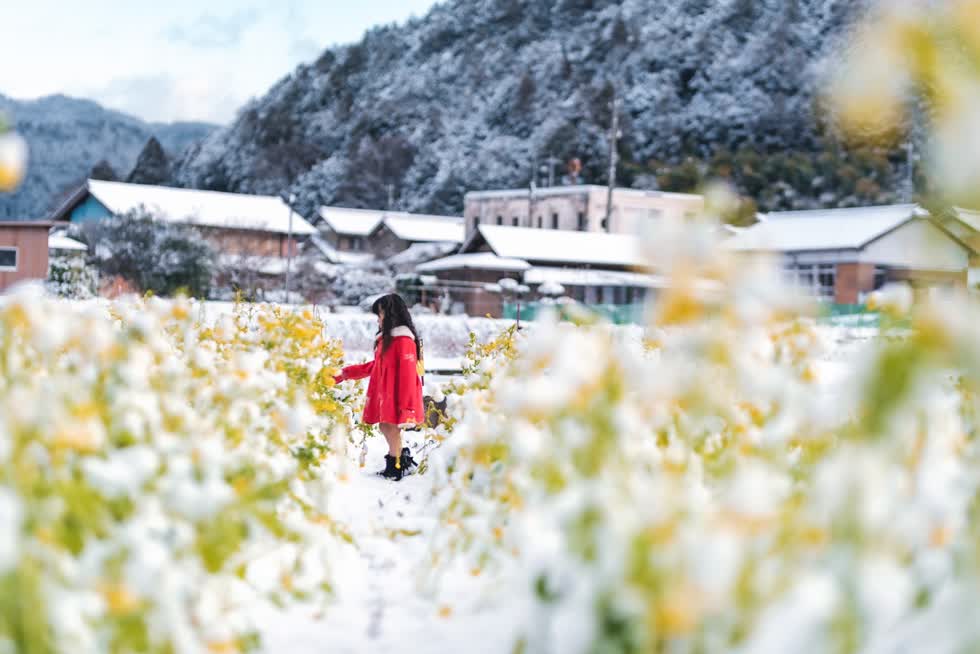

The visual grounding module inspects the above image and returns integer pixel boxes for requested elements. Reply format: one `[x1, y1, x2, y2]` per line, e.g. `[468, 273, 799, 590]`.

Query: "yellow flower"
[0, 132, 27, 193]
[100, 583, 141, 616]
[650, 585, 703, 637]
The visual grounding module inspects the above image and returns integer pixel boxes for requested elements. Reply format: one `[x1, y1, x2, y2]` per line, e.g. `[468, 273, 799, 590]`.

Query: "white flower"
[0, 490, 22, 574]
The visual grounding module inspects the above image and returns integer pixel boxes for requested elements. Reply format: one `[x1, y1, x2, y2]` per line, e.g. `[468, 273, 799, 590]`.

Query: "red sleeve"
[335, 358, 375, 382]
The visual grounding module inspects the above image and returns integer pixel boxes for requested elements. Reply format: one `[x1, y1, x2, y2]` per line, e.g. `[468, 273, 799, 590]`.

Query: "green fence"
[503, 302, 647, 325]
[818, 303, 881, 328]
[504, 301, 884, 328]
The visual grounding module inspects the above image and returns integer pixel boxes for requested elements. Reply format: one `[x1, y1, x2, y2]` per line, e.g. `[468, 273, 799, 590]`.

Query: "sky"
[0, 0, 440, 125]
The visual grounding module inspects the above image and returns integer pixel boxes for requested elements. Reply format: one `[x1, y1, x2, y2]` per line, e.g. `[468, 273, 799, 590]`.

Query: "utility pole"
[604, 88, 620, 232]
[905, 138, 914, 203]
[284, 193, 296, 304]
[546, 154, 559, 187]
[528, 156, 537, 226]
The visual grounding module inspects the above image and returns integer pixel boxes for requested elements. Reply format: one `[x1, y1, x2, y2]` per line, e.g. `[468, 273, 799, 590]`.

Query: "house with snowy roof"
[316, 206, 464, 269]
[49, 180, 317, 263]
[725, 204, 974, 303]
[317, 207, 382, 256]
[416, 224, 661, 317]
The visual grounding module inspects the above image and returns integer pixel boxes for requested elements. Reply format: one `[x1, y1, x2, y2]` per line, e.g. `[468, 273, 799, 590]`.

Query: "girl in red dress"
[334, 294, 425, 480]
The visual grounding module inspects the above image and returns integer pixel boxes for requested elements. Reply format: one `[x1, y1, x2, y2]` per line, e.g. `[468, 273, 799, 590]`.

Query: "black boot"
[401, 447, 418, 475]
[378, 454, 403, 481]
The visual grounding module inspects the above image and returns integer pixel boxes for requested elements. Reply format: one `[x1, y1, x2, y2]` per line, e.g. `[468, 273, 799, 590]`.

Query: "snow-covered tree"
[73, 209, 215, 298]
[46, 252, 98, 299]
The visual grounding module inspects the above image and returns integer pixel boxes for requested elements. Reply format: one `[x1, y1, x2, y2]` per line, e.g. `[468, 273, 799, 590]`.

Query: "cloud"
[84, 74, 240, 124]
[164, 8, 261, 49]
[289, 38, 322, 61]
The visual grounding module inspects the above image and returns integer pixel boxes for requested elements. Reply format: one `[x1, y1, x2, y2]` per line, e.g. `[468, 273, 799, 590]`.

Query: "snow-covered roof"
[318, 206, 464, 242]
[953, 207, 980, 232]
[382, 215, 464, 243]
[466, 185, 702, 202]
[524, 266, 665, 288]
[317, 207, 383, 236]
[416, 252, 531, 273]
[309, 234, 375, 265]
[725, 204, 925, 252]
[472, 225, 644, 267]
[387, 241, 458, 266]
[48, 232, 87, 251]
[80, 180, 317, 235]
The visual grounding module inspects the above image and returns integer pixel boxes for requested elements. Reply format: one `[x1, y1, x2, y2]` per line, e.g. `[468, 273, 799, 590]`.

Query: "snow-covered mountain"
[0, 94, 214, 219]
[173, 0, 893, 219]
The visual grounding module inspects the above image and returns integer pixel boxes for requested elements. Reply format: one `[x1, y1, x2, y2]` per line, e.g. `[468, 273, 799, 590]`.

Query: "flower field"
[5, 220, 979, 653]
[3, 1, 980, 652]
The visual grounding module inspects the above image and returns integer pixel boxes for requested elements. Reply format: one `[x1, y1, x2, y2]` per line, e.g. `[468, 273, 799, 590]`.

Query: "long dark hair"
[371, 293, 422, 358]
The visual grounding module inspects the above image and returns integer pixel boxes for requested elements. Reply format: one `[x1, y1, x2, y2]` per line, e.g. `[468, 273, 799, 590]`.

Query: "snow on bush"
[0, 289, 359, 653]
[47, 253, 99, 299]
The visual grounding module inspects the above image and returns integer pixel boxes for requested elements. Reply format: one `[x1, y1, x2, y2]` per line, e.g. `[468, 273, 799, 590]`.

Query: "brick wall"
[201, 227, 298, 257]
[834, 262, 876, 304]
[433, 268, 523, 317]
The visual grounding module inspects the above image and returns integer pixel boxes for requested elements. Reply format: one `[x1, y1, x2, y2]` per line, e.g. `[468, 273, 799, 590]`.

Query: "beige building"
[463, 185, 703, 238]
[725, 204, 974, 304]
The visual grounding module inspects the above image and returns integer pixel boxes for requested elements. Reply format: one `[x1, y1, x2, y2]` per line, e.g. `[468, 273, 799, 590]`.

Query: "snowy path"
[257, 437, 525, 654]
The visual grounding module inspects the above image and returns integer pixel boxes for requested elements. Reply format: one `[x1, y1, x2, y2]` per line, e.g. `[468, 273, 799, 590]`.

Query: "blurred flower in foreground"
[0, 118, 27, 192]
[828, 0, 980, 207]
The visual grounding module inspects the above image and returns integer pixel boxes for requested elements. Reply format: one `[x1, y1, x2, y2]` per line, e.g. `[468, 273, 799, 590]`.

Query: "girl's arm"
[334, 358, 374, 383]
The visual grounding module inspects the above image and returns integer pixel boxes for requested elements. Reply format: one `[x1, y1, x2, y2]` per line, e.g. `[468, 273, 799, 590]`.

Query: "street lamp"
[283, 193, 296, 304]
[497, 278, 529, 328]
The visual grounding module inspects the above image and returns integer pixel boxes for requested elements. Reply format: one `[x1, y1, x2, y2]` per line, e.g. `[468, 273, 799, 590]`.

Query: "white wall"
[859, 219, 969, 271]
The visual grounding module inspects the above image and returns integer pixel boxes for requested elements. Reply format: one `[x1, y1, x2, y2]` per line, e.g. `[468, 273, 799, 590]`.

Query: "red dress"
[334, 326, 425, 426]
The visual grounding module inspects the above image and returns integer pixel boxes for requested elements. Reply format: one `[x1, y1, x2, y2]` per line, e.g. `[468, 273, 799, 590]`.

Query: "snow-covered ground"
[255, 436, 527, 654]
[250, 320, 882, 654]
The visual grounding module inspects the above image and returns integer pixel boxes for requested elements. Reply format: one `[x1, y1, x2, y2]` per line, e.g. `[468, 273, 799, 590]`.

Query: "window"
[873, 267, 887, 291]
[537, 215, 543, 228]
[785, 263, 835, 301]
[817, 264, 835, 300]
[577, 212, 587, 231]
[613, 286, 626, 305]
[352, 237, 362, 252]
[496, 215, 503, 226]
[600, 217, 609, 232]
[551, 213, 559, 229]
[0, 247, 16, 271]
[512, 216, 519, 227]
[474, 215, 481, 227]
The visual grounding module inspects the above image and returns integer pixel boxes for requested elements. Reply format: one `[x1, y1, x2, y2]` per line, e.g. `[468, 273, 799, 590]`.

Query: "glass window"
[551, 213, 559, 229]
[873, 267, 887, 290]
[817, 264, 835, 300]
[512, 216, 519, 227]
[496, 215, 503, 226]
[0, 247, 16, 271]
[577, 212, 587, 231]
[537, 215, 543, 228]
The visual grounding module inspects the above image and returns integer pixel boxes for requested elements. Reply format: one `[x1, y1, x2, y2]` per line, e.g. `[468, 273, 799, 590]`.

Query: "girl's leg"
[379, 422, 402, 457]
